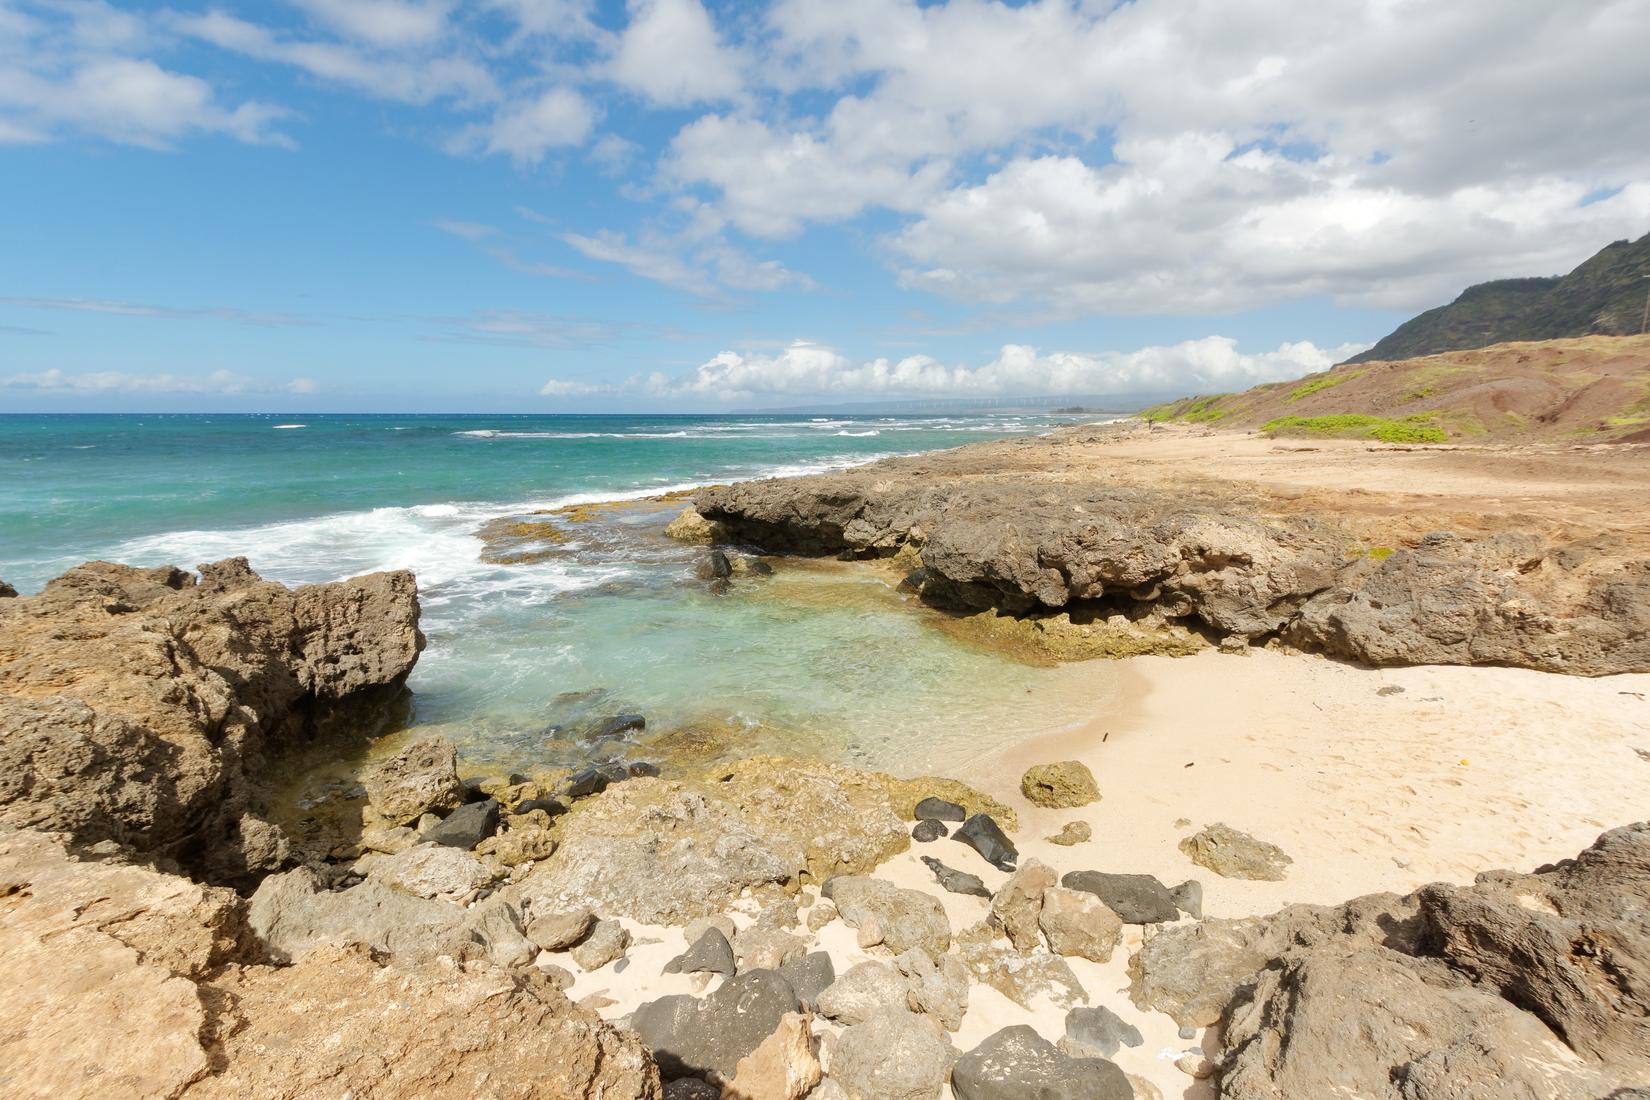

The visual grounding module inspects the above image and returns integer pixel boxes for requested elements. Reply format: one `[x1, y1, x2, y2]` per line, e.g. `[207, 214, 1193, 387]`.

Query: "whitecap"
[273, 424, 306, 430]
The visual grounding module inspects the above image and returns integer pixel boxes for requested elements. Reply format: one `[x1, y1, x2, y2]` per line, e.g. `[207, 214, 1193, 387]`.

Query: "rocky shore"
[692, 421, 1650, 675]
[4, 498, 1649, 1096]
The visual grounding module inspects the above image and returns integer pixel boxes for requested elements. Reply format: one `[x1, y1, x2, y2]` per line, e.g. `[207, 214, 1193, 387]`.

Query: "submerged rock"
[1179, 822, 1293, 880]
[954, 814, 1018, 871]
[1020, 761, 1100, 808]
[664, 507, 726, 544]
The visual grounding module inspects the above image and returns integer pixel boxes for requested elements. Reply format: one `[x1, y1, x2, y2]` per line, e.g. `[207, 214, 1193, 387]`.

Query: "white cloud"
[656, 336, 1363, 401]
[290, 0, 452, 48]
[539, 376, 610, 396]
[0, 296, 309, 326]
[607, 0, 743, 106]
[2, 368, 316, 395]
[561, 228, 812, 296]
[449, 86, 596, 164]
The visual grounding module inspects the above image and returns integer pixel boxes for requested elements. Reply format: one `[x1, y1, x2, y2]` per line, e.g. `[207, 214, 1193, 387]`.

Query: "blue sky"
[2, 0, 1648, 411]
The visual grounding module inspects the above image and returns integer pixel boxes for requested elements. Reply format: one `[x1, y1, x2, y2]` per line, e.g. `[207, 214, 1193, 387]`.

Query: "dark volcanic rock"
[954, 814, 1017, 871]
[0, 558, 423, 884]
[921, 856, 992, 898]
[1061, 870, 1179, 924]
[914, 796, 967, 822]
[951, 1025, 1133, 1100]
[912, 819, 947, 842]
[1064, 1005, 1143, 1058]
[424, 798, 500, 849]
[585, 713, 647, 741]
[0, 579, 15, 598]
[777, 951, 835, 1009]
[662, 929, 736, 977]
[631, 969, 800, 1080]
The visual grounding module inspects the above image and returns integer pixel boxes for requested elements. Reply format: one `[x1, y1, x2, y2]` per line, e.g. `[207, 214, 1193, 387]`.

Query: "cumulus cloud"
[607, 0, 743, 106]
[2, 368, 316, 395]
[654, 336, 1364, 401]
[539, 376, 611, 396]
[447, 86, 597, 163]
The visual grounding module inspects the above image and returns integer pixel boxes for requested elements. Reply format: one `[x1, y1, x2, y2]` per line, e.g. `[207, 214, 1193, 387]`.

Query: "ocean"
[0, 412, 1114, 775]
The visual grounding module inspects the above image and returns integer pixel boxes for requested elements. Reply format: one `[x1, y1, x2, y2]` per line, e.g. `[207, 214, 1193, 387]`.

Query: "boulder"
[1063, 1005, 1143, 1059]
[526, 907, 595, 952]
[895, 947, 970, 1031]
[912, 819, 947, 842]
[956, 922, 1087, 1010]
[665, 507, 726, 544]
[1179, 822, 1292, 880]
[734, 926, 806, 972]
[665, 928, 737, 977]
[989, 858, 1056, 952]
[0, 559, 422, 883]
[914, 796, 966, 822]
[475, 819, 557, 865]
[424, 798, 501, 849]
[632, 969, 801, 1080]
[369, 843, 497, 900]
[721, 1012, 821, 1100]
[953, 814, 1017, 872]
[830, 1009, 957, 1100]
[1020, 761, 1100, 808]
[249, 865, 462, 963]
[822, 876, 950, 956]
[920, 855, 992, 898]
[0, 579, 15, 597]
[570, 919, 630, 971]
[951, 1025, 1133, 1100]
[817, 961, 910, 1024]
[365, 737, 465, 827]
[1037, 886, 1122, 963]
[1060, 870, 1179, 924]
[1169, 879, 1203, 918]
[778, 952, 836, 1010]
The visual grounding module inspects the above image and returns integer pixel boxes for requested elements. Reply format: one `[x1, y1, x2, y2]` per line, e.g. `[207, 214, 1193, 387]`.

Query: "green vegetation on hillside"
[1347, 231, 1650, 364]
[1288, 369, 1364, 402]
[1260, 413, 1448, 444]
[1142, 393, 1232, 423]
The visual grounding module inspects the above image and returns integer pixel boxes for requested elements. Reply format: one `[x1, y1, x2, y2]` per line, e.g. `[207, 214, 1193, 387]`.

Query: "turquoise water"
[0, 413, 1114, 774]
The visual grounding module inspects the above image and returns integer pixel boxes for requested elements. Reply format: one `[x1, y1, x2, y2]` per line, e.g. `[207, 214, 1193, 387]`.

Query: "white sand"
[554, 649, 1650, 1099]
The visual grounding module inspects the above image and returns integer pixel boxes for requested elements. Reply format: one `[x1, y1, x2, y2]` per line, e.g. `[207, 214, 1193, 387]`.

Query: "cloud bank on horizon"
[2, 0, 1648, 408]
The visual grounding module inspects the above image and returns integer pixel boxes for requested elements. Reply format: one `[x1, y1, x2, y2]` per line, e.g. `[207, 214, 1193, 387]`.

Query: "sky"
[2, 0, 1648, 412]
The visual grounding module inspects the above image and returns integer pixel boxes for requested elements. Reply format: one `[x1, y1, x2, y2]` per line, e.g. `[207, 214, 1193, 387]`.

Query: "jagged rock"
[0, 826, 659, 1099]
[369, 843, 497, 900]
[920, 855, 992, 898]
[1063, 1005, 1143, 1059]
[251, 865, 456, 962]
[895, 947, 970, 1031]
[735, 926, 806, 972]
[1169, 879, 1203, 918]
[778, 952, 836, 1010]
[570, 918, 630, 971]
[989, 858, 1056, 951]
[687, 913, 739, 945]
[526, 907, 595, 952]
[1020, 761, 1100, 808]
[956, 922, 1087, 1010]
[817, 961, 910, 1025]
[830, 1009, 957, 1100]
[359, 823, 422, 853]
[806, 1078, 849, 1100]
[475, 819, 556, 865]
[0, 559, 422, 883]
[1038, 886, 1122, 962]
[914, 796, 966, 822]
[632, 969, 801, 1080]
[1179, 822, 1293, 880]
[722, 1011, 821, 1100]
[822, 875, 950, 956]
[951, 1025, 1133, 1100]
[365, 737, 465, 827]
[953, 814, 1017, 871]
[0, 579, 15, 597]
[912, 819, 947, 842]
[527, 758, 908, 924]
[1061, 870, 1179, 924]
[424, 797, 501, 849]
[665, 507, 726, 544]
[1046, 821, 1091, 846]
[666, 928, 737, 976]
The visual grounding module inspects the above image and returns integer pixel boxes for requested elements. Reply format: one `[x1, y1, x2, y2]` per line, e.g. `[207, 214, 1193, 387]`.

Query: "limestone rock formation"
[1178, 822, 1293, 880]
[1020, 761, 1099, 808]
[0, 558, 423, 882]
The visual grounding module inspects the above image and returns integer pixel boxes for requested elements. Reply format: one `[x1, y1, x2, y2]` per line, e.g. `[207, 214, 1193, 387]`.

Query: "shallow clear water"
[1, 412, 1114, 775]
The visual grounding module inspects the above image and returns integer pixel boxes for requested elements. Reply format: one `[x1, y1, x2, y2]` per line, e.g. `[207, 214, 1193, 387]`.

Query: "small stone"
[569, 918, 630, 971]
[526, 908, 595, 952]
[664, 507, 724, 544]
[953, 814, 1017, 872]
[1038, 886, 1122, 962]
[423, 798, 501, 849]
[1179, 823, 1293, 881]
[663, 1079, 720, 1100]
[536, 961, 575, 989]
[912, 819, 947, 842]
[806, 900, 837, 932]
[665, 928, 737, 976]
[1064, 1005, 1143, 1058]
[1175, 1051, 1215, 1079]
[913, 797, 966, 822]
[1020, 761, 1100, 808]
[1060, 870, 1179, 924]
[1046, 821, 1092, 846]
[1377, 684, 1405, 696]
[920, 856, 991, 899]
[1169, 879, 1204, 919]
[585, 713, 647, 741]
[1178, 1024, 1198, 1040]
